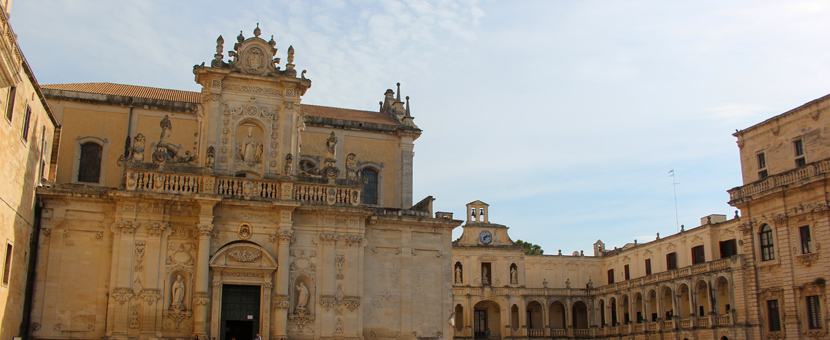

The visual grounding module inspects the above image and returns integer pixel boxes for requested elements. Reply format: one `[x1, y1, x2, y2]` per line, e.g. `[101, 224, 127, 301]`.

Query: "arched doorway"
[679, 283, 691, 318]
[511, 305, 520, 331]
[634, 293, 644, 323]
[549, 301, 566, 330]
[572, 301, 588, 329]
[662, 287, 674, 320]
[599, 299, 606, 326]
[621, 295, 631, 324]
[648, 290, 658, 322]
[716, 277, 731, 314]
[526, 301, 544, 336]
[209, 241, 278, 340]
[474, 300, 501, 339]
[609, 297, 618, 325]
[696, 280, 711, 316]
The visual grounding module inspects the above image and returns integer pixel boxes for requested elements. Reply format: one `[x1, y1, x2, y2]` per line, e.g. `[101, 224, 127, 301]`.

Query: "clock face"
[479, 230, 493, 244]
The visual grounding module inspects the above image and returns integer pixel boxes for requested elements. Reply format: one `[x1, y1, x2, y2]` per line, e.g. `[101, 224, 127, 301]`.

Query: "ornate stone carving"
[134, 241, 146, 271]
[344, 235, 365, 247]
[140, 289, 161, 305]
[129, 303, 141, 329]
[334, 316, 344, 334]
[343, 296, 361, 311]
[346, 153, 360, 180]
[193, 292, 210, 306]
[111, 288, 134, 304]
[152, 115, 197, 164]
[205, 145, 215, 169]
[228, 249, 262, 262]
[53, 323, 62, 331]
[32, 322, 41, 331]
[797, 253, 820, 267]
[273, 294, 290, 309]
[315, 233, 339, 245]
[171, 274, 186, 309]
[221, 83, 282, 96]
[41, 228, 51, 236]
[163, 306, 192, 331]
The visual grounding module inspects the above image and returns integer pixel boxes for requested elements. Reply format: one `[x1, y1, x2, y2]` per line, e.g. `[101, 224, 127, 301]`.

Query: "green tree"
[515, 239, 544, 255]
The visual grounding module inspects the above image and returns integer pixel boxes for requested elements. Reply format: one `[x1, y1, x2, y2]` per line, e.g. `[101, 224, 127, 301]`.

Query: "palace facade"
[0, 19, 826, 340]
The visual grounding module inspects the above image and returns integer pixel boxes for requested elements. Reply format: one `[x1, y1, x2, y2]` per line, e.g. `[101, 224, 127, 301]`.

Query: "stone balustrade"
[596, 257, 734, 295]
[527, 329, 543, 337]
[680, 318, 692, 328]
[697, 317, 709, 327]
[550, 329, 566, 337]
[125, 167, 362, 206]
[661, 320, 674, 330]
[716, 314, 730, 326]
[728, 158, 830, 204]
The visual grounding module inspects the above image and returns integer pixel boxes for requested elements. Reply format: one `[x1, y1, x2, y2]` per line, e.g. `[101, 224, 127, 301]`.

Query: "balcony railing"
[573, 329, 590, 337]
[728, 158, 830, 204]
[528, 329, 543, 337]
[680, 318, 692, 329]
[596, 257, 734, 294]
[550, 329, 566, 337]
[662, 320, 674, 330]
[716, 314, 731, 325]
[697, 317, 710, 327]
[125, 168, 362, 206]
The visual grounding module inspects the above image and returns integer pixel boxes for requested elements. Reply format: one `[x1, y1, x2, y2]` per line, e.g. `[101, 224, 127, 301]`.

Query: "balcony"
[0, 7, 22, 88]
[124, 167, 362, 206]
[596, 257, 737, 294]
[728, 158, 830, 205]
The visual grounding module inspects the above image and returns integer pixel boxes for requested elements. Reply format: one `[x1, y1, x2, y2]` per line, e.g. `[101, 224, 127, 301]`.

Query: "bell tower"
[193, 24, 312, 179]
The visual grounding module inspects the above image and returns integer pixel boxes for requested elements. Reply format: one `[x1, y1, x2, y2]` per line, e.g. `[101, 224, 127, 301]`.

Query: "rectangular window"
[807, 295, 822, 329]
[4, 86, 14, 121]
[767, 300, 781, 331]
[21, 105, 31, 141]
[607, 269, 615, 284]
[692, 245, 705, 264]
[645, 258, 652, 275]
[757, 152, 767, 169]
[666, 252, 678, 270]
[794, 139, 806, 167]
[800, 226, 812, 254]
[720, 239, 738, 258]
[2, 243, 11, 286]
[757, 152, 768, 180]
[624, 264, 630, 280]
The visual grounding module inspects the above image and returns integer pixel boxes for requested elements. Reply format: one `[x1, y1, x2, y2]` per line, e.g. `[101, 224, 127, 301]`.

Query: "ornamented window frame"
[72, 136, 109, 186]
[358, 161, 384, 206]
[759, 224, 776, 262]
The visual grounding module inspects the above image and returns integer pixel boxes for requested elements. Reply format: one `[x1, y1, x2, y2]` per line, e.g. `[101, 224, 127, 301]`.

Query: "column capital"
[198, 223, 214, 237]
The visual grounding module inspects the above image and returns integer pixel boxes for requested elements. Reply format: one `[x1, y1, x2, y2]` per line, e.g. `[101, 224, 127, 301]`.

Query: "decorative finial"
[405, 96, 411, 117]
[254, 23, 261, 37]
[287, 45, 295, 65]
[301, 70, 307, 80]
[217, 35, 224, 46]
[237, 30, 245, 43]
[268, 35, 276, 48]
[396, 82, 401, 102]
[379, 101, 383, 113]
[216, 35, 224, 54]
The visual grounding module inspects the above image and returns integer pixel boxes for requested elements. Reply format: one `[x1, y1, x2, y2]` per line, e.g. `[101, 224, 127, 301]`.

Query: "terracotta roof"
[42, 82, 201, 103]
[42, 82, 400, 125]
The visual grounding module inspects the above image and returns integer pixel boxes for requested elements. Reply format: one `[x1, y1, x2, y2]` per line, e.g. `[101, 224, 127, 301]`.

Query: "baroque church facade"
[0, 19, 826, 340]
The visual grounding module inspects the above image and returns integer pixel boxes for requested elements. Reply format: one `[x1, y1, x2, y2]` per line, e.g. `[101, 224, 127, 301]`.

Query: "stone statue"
[325, 131, 337, 160]
[205, 146, 215, 169]
[283, 153, 293, 176]
[172, 275, 185, 308]
[295, 282, 309, 312]
[565, 278, 571, 288]
[242, 127, 256, 162]
[159, 115, 172, 145]
[455, 266, 462, 284]
[345, 153, 359, 180]
[510, 266, 518, 285]
[481, 267, 489, 285]
[587, 278, 593, 289]
[542, 278, 548, 288]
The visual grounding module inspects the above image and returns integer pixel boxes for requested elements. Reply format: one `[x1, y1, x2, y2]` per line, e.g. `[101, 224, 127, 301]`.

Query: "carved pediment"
[210, 242, 276, 270]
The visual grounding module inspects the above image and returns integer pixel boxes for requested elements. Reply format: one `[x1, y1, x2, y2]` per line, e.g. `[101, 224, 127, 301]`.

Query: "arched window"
[361, 168, 378, 205]
[760, 224, 775, 261]
[77, 142, 102, 183]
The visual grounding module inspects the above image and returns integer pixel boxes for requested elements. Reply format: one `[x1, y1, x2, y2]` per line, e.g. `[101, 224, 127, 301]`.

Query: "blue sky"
[12, 0, 830, 254]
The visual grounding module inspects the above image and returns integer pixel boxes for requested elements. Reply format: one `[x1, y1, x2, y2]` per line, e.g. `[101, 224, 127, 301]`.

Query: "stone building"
[0, 1, 60, 340]
[449, 92, 830, 340]
[31, 26, 459, 340]
[3, 21, 828, 340]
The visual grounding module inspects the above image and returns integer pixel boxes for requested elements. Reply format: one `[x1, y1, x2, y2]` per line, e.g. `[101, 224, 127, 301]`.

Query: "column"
[272, 228, 292, 340]
[193, 197, 219, 339]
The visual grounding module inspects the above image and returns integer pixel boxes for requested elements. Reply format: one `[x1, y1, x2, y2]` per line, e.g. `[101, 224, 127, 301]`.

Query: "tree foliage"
[515, 239, 544, 255]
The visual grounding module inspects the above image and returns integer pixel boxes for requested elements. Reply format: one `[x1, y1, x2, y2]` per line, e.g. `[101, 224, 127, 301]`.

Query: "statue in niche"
[236, 126, 263, 166]
[345, 153, 360, 180]
[455, 266, 462, 284]
[586, 278, 593, 290]
[295, 282, 309, 313]
[325, 131, 337, 160]
[565, 278, 571, 288]
[510, 267, 517, 285]
[171, 275, 185, 308]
